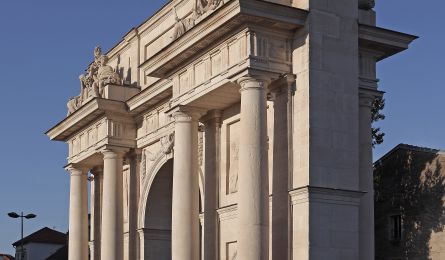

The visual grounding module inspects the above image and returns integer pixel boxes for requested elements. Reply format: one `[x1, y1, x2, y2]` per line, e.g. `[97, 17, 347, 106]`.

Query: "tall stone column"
[270, 76, 294, 260]
[101, 148, 126, 260]
[67, 165, 89, 260]
[127, 150, 141, 260]
[359, 89, 377, 260]
[202, 110, 222, 260]
[237, 76, 270, 260]
[171, 107, 203, 260]
[90, 166, 103, 260]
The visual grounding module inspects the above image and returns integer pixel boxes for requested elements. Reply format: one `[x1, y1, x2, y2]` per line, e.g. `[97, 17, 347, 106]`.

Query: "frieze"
[68, 117, 136, 161]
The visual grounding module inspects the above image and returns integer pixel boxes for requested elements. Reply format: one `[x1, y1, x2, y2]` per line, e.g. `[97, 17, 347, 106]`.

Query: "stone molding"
[289, 186, 364, 206]
[217, 204, 238, 221]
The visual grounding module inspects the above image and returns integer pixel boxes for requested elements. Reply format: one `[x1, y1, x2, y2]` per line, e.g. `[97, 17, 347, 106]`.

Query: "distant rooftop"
[12, 227, 67, 247]
[375, 143, 444, 165]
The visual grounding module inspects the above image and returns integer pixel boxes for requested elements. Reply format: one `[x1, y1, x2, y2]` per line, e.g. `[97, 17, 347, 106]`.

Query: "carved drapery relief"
[171, 0, 223, 41]
[67, 46, 123, 115]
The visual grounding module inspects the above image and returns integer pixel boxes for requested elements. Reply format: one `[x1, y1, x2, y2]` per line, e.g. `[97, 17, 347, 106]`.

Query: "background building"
[375, 144, 445, 260]
[12, 227, 67, 260]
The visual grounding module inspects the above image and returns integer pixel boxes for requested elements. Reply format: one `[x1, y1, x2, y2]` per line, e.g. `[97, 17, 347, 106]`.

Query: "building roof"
[374, 143, 444, 166]
[0, 254, 15, 260]
[12, 227, 67, 247]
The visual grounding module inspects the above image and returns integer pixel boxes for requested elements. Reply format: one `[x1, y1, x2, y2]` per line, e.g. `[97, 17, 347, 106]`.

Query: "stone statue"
[67, 96, 81, 115]
[171, 0, 223, 41]
[93, 55, 122, 97]
[66, 46, 122, 115]
[171, 7, 197, 40]
[196, 0, 222, 15]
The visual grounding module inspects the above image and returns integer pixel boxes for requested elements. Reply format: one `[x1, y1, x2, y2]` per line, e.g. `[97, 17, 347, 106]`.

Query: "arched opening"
[140, 158, 205, 260]
[143, 159, 173, 259]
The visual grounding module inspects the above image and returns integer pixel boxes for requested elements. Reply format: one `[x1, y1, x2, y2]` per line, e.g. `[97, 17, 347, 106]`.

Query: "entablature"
[47, 96, 138, 164]
[140, 0, 307, 79]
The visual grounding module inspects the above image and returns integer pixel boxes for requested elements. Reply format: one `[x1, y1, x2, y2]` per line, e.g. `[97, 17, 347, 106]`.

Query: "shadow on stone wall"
[375, 147, 445, 259]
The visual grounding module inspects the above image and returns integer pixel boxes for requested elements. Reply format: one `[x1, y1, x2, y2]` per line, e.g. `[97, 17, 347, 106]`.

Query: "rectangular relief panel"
[226, 241, 238, 260]
[219, 104, 240, 207]
[226, 120, 240, 195]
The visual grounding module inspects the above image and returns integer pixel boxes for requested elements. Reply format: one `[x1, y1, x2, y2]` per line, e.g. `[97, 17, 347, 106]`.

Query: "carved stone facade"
[47, 0, 416, 260]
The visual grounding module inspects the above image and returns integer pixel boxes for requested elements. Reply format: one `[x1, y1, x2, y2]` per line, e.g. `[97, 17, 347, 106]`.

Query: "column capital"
[268, 74, 296, 95]
[65, 163, 90, 175]
[201, 110, 222, 127]
[101, 147, 128, 159]
[237, 75, 271, 92]
[169, 105, 207, 122]
[91, 166, 104, 176]
[126, 148, 143, 161]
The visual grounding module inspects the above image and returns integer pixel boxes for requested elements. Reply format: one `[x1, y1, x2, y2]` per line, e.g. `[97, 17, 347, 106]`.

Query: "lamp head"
[7, 212, 19, 218]
[24, 214, 36, 219]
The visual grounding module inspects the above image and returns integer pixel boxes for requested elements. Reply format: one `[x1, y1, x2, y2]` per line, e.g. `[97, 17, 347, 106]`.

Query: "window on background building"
[389, 214, 402, 242]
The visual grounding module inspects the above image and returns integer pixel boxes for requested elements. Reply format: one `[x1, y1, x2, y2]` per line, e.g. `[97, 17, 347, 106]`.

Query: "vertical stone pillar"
[270, 76, 294, 260]
[237, 75, 270, 260]
[202, 110, 222, 260]
[90, 166, 103, 260]
[67, 165, 89, 260]
[127, 150, 141, 260]
[359, 89, 377, 260]
[171, 107, 203, 260]
[101, 148, 126, 260]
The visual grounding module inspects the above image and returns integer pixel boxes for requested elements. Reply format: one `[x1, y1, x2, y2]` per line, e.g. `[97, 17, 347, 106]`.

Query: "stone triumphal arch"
[47, 0, 416, 259]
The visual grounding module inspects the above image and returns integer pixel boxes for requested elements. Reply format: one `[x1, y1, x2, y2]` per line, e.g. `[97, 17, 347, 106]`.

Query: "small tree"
[371, 97, 385, 147]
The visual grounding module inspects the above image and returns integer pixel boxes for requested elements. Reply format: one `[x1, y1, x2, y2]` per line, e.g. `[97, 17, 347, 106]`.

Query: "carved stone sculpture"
[93, 55, 122, 97]
[66, 46, 123, 115]
[171, 0, 223, 41]
[171, 7, 197, 40]
[160, 133, 175, 155]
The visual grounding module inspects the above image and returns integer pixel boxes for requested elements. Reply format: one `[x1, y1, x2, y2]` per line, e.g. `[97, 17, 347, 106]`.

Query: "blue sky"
[0, 0, 443, 255]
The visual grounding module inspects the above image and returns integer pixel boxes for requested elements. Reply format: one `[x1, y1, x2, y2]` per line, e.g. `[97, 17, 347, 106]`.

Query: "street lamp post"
[7, 212, 37, 260]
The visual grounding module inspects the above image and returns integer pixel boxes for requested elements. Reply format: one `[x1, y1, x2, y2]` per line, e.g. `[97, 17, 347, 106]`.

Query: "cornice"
[359, 24, 418, 61]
